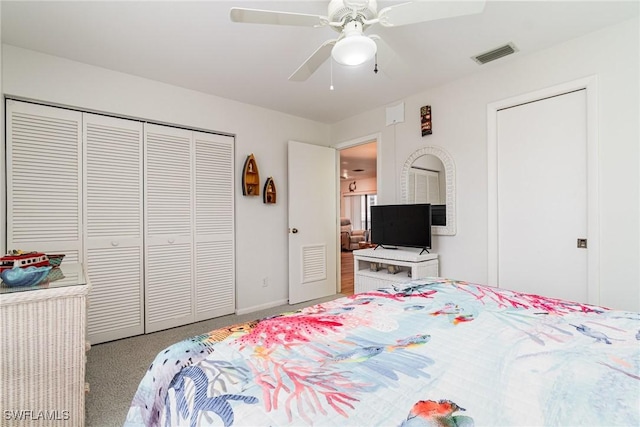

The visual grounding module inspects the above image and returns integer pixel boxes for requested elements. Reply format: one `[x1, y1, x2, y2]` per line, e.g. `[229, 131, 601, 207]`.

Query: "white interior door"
[288, 141, 337, 304]
[193, 131, 235, 321]
[497, 89, 588, 302]
[84, 113, 144, 344]
[6, 100, 83, 262]
[144, 123, 194, 333]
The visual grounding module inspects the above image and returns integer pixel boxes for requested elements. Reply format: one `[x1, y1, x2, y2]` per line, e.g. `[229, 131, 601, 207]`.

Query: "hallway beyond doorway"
[341, 251, 354, 296]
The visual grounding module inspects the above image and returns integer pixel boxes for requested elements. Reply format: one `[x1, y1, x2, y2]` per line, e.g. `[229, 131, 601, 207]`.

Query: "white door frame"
[487, 75, 600, 305]
[333, 133, 382, 293]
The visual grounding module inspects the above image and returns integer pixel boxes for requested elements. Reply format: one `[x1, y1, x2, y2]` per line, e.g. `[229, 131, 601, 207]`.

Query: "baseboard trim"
[236, 299, 289, 316]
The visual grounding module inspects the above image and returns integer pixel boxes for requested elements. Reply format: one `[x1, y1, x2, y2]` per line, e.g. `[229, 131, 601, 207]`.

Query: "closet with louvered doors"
[83, 113, 144, 344]
[6, 100, 83, 263]
[5, 101, 236, 341]
[144, 124, 235, 333]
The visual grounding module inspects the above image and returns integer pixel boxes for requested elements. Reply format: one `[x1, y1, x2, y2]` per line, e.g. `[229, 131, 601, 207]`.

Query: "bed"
[125, 278, 640, 426]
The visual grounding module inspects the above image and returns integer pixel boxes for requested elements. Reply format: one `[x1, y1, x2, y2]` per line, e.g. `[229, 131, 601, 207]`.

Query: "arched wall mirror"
[401, 146, 456, 236]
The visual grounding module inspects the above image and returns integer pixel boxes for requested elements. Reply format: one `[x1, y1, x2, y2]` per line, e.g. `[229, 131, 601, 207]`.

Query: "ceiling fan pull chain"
[330, 58, 335, 91]
[374, 52, 378, 74]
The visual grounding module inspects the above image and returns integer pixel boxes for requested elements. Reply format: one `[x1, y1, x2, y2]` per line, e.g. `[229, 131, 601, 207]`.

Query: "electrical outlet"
[262, 277, 269, 287]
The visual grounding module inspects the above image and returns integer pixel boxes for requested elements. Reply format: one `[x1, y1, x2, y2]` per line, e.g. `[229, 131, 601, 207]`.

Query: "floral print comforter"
[125, 279, 640, 426]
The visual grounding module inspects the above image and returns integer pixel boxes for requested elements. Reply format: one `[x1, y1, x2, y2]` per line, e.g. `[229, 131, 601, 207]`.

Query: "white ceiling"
[2, 1, 638, 124]
[340, 140, 377, 180]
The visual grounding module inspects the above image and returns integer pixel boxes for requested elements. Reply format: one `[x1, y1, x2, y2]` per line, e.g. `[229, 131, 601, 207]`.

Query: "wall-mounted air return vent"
[472, 43, 518, 65]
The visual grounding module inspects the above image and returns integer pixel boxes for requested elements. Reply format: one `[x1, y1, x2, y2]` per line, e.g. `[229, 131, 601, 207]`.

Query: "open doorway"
[338, 140, 378, 295]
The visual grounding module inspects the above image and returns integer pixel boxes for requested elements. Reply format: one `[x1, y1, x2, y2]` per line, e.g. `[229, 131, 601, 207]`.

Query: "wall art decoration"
[420, 105, 432, 136]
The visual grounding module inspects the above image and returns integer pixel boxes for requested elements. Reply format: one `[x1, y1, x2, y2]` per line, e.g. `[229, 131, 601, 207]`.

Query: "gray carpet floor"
[85, 294, 344, 426]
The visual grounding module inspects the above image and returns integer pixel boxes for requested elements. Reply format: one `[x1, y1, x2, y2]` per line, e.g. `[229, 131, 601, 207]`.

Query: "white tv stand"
[352, 247, 439, 293]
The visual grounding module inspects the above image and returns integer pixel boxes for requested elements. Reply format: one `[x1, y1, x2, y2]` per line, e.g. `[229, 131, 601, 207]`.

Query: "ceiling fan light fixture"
[332, 36, 377, 65]
[331, 20, 377, 66]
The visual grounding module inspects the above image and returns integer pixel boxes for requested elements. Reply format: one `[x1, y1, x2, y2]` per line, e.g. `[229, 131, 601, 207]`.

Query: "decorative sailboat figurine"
[263, 177, 277, 204]
[242, 154, 260, 196]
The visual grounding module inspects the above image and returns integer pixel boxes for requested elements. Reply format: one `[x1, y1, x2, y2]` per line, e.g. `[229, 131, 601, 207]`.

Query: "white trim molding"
[235, 299, 289, 316]
[486, 75, 600, 305]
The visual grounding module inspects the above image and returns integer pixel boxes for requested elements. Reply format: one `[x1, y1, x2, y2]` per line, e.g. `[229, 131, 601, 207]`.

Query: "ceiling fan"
[230, 0, 486, 82]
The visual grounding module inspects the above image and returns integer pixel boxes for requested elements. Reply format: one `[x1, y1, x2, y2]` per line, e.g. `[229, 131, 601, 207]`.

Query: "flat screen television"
[431, 204, 446, 226]
[370, 204, 432, 252]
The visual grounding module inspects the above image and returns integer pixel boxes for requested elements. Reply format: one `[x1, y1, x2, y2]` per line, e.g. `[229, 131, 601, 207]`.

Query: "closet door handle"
[168, 238, 176, 244]
[111, 241, 120, 247]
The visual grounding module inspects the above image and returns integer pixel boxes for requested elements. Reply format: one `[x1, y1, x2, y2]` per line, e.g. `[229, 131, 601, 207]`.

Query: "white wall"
[3, 17, 638, 314]
[340, 176, 377, 228]
[1, 45, 331, 313]
[340, 178, 378, 216]
[340, 176, 377, 198]
[331, 17, 640, 311]
[0, 3, 5, 258]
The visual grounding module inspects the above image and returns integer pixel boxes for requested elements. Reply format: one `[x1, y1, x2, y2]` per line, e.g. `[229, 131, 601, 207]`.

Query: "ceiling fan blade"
[377, 0, 486, 27]
[289, 39, 337, 82]
[230, 7, 327, 27]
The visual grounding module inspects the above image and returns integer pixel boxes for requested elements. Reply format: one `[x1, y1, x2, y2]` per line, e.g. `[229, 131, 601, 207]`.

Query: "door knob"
[291, 228, 299, 234]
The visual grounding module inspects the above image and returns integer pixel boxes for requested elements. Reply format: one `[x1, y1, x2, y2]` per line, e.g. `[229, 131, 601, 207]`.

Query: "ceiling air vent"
[472, 43, 518, 65]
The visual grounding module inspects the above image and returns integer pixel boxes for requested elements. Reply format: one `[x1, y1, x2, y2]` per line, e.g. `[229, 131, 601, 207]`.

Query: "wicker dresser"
[1, 264, 90, 427]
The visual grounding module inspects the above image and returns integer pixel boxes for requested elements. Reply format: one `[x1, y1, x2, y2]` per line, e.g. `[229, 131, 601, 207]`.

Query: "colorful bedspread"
[125, 279, 640, 426]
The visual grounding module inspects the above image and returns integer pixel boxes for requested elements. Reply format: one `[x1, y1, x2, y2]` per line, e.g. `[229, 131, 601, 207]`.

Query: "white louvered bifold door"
[409, 169, 428, 203]
[6, 100, 83, 261]
[409, 168, 440, 204]
[426, 170, 440, 204]
[144, 124, 194, 333]
[193, 131, 235, 321]
[84, 113, 144, 344]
